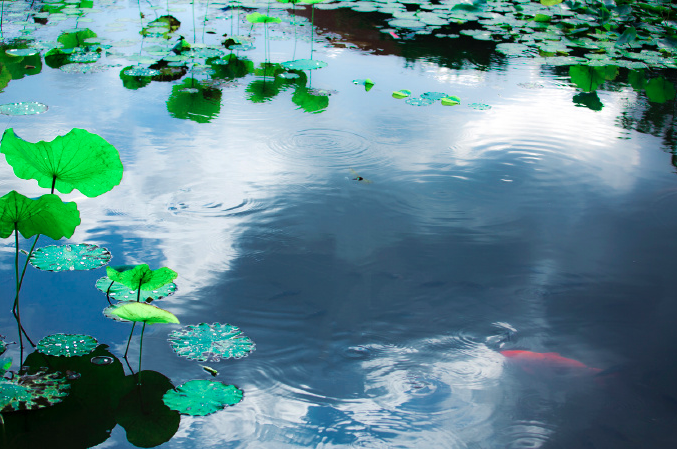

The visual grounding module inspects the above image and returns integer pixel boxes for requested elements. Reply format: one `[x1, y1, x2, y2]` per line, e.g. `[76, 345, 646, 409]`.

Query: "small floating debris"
[0, 102, 48, 115]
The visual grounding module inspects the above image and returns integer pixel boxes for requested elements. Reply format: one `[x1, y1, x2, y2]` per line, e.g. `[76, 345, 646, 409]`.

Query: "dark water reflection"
[0, 1, 676, 448]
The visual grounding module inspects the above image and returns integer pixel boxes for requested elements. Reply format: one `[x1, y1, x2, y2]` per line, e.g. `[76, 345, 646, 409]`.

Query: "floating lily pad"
[352, 78, 374, 91]
[123, 67, 160, 77]
[0, 369, 70, 412]
[246, 12, 281, 24]
[392, 89, 411, 99]
[405, 97, 435, 106]
[104, 302, 180, 324]
[37, 333, 98, 357]
[29, 243, 111, 271]
[95, 276, 177, 301]
[162, 380, 243, 416]
[0, 128, 123, 198]
[420, 92, 448, 100]
[0, 191, 80, 240]
[0, 102, 48, 116]
[5, 48, 39, 57]
[280, 59, 327, 70]
[168, 323, 255, 362]
[469, 103, 492, 110]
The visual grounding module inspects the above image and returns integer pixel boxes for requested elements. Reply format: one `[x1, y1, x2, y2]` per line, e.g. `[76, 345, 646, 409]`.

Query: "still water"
[0, 0, 676, 447]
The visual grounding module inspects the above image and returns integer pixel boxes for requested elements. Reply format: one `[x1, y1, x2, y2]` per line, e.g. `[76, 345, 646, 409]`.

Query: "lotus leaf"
[29, 243, 111, 271]
[166, 78, 222, 123]
[0, 369, 70, 412]
[37, 333, 98, 357]
[103, 302, 180, 324]
[106, 264, 178, 291]
[168, 323, 255, 362]
[95, 276, 177, 301]
[0, 102, 48, 115]
[392, 89, 411, 99]
[292, 87, 329, 113]
[57, 28, 97, 49]
[162, 380, 243, 416]
[468, 103, 492, 110]
[246, 13, 281, 24]
[615, 26, 637, 47]
[569, 64, 618, 92]
[573, 91, 603, 111]
[441, 96, 461, 106]
[0, 191, 80, 240]
[0, 128, 123, 198]
[0, 357, 11, 376]
[421, 92, 449, 100]
[352, 79, 374, 91]
[406, 97, 435, 106]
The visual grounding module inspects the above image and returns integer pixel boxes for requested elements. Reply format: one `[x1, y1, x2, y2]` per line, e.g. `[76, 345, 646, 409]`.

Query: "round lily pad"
[29, 243, 111, 271]
[469, 103, 492, 110]
[168, 323, 255, 362]
[162, 380, 243, 416]
[280, 59, 327, 70]
[392, 89, 411, 99]
[0, 369, 70, 412]
[124, 67, 160, 76]
[95, 276, 177, 301]
[5, 48, 39, 57]
[37, 333, 98, 357]
[405, 97, 435, 106]
[420, 92, 448, 100]
[0, 102, 48, 116]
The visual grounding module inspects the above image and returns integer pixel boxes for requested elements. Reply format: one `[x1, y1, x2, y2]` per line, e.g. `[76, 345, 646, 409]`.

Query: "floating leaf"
[645, 77, 676, 103]
[95, 276, 177, 301]
[104, 302, 180, 324]
[162, 380, 243, 416]
[0, 369, 70, 412]
[5, 49, 39, 57]
[0, 128, 123, 198]
[280, 59, 327, 70]
[37, 334, 98, 357]
[0, 191, 80, 240]
[421, 92, 448, 100]
[540, 0, 563, 5]
[569, 64, 618, 92]
[166, 78, 221, 124]
[168, 323, 255, 362]
[246, 12, 281, 24]
[57, 28, 97, 49]
[392, 89, 411, 99]
[0, 102, 48, 115]
[29, 243, 111, 271]
[352, 78, 374, 91]
[615, 26, 637, 47]
[468, 103, 492, 110]
[0, 357, 11, 376]
[106, 264, 178, 291]
[406, 97, 435, 106]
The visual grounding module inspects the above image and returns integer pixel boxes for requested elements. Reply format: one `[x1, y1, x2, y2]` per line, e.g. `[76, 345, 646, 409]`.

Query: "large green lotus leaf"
[37, 333, 98, 357]
[645, 77, 676, 103]
[0, 369, 70, 412]
[167, 323, 255, 362]
[115, 370, 180, 448]
[106, 264, 178, 291]
[0, 128, 123, 198]
[103, 302, 180, 324]
[246, 12, 282, 24]
[29, 243, 111, 271]
[569, 64, 618, 92]
[162, 379, 243, 416]
[95, 276, 177, 301]
[57, 28, 97, 49]
[280, 59, 328, 70]
[166, 78, 221, 124]
[0, 191, 80, 240]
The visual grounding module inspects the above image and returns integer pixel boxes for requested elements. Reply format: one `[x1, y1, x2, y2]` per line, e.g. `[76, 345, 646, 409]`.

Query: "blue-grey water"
[1, 1, 677, 448]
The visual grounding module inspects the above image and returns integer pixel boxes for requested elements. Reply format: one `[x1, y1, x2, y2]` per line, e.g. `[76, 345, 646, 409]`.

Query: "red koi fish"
[501, 350, 602, 376]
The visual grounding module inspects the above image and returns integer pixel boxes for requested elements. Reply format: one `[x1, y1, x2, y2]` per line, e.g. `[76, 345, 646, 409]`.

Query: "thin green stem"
[124, 322, 137, 359]
[137, 322, 146, 385]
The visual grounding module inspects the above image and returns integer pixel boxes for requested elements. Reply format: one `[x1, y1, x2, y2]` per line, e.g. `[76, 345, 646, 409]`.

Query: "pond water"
[1, 0, 677, 447]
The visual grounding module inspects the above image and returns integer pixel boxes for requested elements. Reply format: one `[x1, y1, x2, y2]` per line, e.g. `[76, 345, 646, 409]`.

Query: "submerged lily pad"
[37, 333, 98, 357]
[468, 103, 492, 110]
[168, 323, 255, 362]
[162, 379, 243, 416]
[0, 102, 48, 115]
[95, 276, 177, 301]
[29, 243, 111, 271]
[280, 59, 327, 70]
[406, 97, 435, 106]
[0, 369, 70, 412]
[0, 128, 123, 198]
[123, 67, 160, 77]
[104, 302, 180, 324]
[421, 92, 448, 100]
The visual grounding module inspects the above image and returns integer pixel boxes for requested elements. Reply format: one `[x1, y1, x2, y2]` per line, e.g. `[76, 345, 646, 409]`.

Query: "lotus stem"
[51, 175, 56, 194]
[124, 321, 137, 359]
[137, 322, 146, 385]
